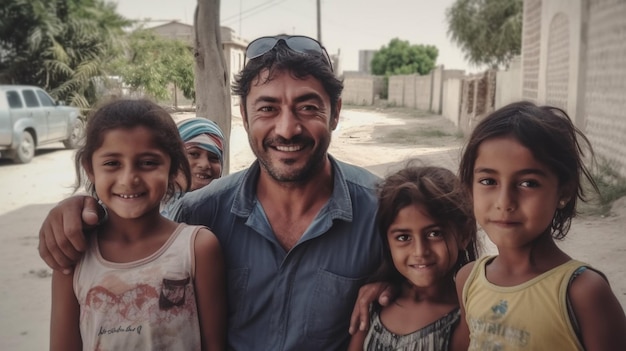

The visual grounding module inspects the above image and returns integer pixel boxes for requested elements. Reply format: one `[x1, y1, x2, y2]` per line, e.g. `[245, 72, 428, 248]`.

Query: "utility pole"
[316, 0, 321, 43]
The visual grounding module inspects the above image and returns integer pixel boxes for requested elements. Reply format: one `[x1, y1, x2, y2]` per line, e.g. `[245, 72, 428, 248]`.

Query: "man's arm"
[348, 282, 395, 335]
[38, 196, 102, 273]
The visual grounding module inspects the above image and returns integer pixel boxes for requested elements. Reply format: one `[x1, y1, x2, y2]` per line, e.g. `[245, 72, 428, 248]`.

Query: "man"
[39, 35, 383, 350]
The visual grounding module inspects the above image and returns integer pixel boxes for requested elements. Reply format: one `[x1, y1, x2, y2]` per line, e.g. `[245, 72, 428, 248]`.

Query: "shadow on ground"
[0, 147, 67, 166]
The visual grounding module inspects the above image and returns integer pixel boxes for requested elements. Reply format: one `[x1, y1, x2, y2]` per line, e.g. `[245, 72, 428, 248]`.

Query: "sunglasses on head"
[245, 35, 333, 71]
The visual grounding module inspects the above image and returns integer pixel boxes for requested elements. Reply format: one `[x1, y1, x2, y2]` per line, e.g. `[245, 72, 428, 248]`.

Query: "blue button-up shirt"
[178, 156, 383, 350]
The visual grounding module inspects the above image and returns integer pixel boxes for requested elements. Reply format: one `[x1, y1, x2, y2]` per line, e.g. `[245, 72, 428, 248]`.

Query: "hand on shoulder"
[38, 195, 103, 273]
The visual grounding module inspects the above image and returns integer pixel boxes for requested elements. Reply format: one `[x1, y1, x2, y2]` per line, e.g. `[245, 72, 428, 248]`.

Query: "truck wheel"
[13, 131, 35, 164]
[63, 119, 84, 149]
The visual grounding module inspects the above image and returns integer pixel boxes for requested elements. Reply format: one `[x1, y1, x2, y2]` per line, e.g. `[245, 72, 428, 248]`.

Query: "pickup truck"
[0, 85, 83, 163]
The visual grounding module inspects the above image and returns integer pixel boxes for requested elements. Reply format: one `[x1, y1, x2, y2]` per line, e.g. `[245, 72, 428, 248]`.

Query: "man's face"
[241, 69, 340, 183]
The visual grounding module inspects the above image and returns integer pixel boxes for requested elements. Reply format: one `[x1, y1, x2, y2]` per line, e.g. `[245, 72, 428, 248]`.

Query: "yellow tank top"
[462, 255, 587, 351]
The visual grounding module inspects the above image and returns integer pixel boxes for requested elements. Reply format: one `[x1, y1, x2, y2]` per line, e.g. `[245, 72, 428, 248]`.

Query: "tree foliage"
[110, 30, 195, 104]
[0, 0, 129, 109]
[370, 38, 438, 76]
[446, 0, 523, 68]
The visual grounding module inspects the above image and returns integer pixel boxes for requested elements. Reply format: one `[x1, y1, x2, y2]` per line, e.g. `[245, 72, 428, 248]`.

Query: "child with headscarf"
[161, 117, 225, 219]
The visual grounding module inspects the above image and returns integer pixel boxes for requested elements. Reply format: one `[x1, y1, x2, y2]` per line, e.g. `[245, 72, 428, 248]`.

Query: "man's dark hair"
[232, 40, 343, 118]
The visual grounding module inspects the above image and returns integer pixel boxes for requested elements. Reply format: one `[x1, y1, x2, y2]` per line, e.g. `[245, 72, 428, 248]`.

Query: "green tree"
[370, 38, 438, 76]
[0, 0, 129, 109]
[110, 29, 196, 105]
[446, 0, 523, 68]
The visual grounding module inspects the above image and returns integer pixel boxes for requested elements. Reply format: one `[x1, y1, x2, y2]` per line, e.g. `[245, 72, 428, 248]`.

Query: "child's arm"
[569, 269, 626, 350]
[194, 228, 227, 351]
[347, 329, 366, 351]
[50, 270, 82, 351]
[450, 262, 473, 351]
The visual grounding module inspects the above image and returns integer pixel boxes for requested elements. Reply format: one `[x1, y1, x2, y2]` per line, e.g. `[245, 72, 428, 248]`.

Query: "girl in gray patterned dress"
[348, 166, 478, 351]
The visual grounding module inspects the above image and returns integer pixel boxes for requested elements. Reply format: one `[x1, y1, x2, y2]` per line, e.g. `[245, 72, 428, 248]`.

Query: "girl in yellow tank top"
[454, 101, 626, 350]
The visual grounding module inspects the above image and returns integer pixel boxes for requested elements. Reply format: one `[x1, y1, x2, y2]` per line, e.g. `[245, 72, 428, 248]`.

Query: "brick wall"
[545, 13, 570, 110]
[522, 0, 542, 101]
[584, 0, 626, 175]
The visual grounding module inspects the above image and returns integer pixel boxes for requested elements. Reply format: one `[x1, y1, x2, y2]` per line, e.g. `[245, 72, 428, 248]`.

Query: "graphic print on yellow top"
[462, 255, 587, 351]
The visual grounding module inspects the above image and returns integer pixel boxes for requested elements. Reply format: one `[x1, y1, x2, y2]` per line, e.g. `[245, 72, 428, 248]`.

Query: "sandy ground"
[0, 106, 624, 350]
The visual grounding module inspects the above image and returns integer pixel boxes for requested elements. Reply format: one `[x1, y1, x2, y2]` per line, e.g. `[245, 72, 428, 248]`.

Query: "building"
[147, 21, 248, 96]
[358, 50, 377, 73]
[148, 20, 194, 44]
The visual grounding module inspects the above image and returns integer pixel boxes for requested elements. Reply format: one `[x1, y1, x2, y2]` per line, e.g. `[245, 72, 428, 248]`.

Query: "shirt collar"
[231, 155, 353, 221]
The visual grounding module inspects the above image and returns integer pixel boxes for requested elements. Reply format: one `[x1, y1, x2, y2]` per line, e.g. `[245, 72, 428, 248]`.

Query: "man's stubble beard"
[251, 134, 332, 184]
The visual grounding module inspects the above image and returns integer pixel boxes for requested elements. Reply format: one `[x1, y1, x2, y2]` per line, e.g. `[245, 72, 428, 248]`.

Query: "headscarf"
[176, 117, 225, 170]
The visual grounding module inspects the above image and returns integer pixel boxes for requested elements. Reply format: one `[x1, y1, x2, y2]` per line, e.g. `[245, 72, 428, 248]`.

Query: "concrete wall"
[415, 75, 432, 111]
[386, 70, 441, 111]
[388, 75, 404, 106]
[441, 69, 466, 127]
[403, 75, 417, 109]
[342, 73, 385, 105]
[495, 56, 523, 109]
[442, 78, 463, 127]
[431, 66, 444, 114]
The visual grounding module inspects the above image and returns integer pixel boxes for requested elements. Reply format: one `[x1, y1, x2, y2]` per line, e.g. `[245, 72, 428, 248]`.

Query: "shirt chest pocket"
[305, 268, 367, 341]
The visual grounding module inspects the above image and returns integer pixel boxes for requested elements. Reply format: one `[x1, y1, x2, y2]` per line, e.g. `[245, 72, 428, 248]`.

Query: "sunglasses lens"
[245, 35, 333, 71]
[246, 38, 278, 60]
[286, 37, 333, 70]
[285, 37, 324, 55]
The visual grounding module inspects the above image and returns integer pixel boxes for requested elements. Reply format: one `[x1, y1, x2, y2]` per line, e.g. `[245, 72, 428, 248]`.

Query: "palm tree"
[0, 0, 130, 110]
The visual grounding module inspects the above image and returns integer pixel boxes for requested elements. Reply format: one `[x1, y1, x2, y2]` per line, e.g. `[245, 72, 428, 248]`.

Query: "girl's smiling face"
[472, 135, 565, 249]
[387, 204, 460, 291]
[87, 126, 171, 219]
[185, 146, 222, 191]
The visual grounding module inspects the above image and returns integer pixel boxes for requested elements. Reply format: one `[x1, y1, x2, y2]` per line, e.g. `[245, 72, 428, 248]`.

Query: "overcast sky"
[111, 0, 480, 72]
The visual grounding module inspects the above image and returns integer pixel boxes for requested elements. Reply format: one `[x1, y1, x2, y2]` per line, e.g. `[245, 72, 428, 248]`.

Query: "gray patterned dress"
[363, 304, 460, 351]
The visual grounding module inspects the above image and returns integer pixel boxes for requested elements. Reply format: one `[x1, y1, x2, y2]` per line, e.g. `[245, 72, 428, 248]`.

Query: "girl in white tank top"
[49, 99, 226, 351]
